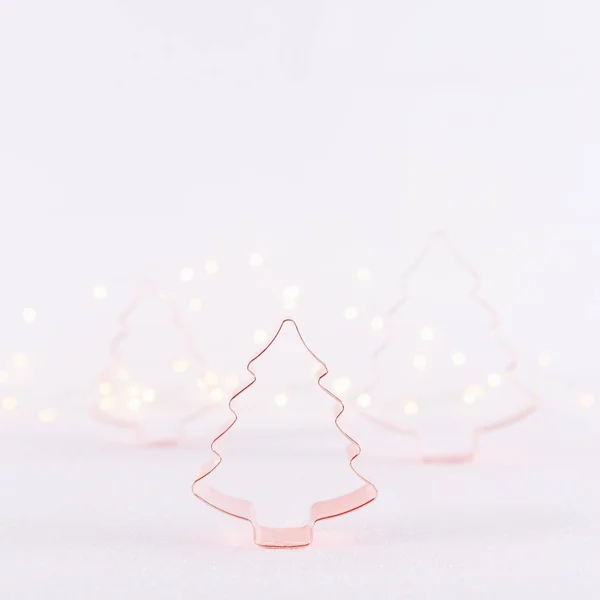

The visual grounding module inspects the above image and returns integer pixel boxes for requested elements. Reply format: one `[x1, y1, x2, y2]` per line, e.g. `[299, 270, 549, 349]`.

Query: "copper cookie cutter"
[91, 279, 212, 446]
[192, 318, 377, 548]
[361, 231, 538, 463]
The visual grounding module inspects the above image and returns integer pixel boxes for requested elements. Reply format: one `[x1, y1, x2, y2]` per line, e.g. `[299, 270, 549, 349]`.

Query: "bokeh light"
[93, 285, 108, 300]
[356, 393, 372, 408]
[180, 267, 194, 282]
[419, 327, 434, 341]
[249, 253, 264, 267]
[356, 267, 372, 282]
[404, 400, 419, 415]
[344, 306, 358, 320]
[205, 260, 219, 275]
[22, 308, 37, 324]
[274, 393, 288, 407]
[188, 297, 203, 312]
[413, 354, 427, 370]
[2, 396, 18, 410]
[38, 408, 57, 423]
[451, 352, 466, 366]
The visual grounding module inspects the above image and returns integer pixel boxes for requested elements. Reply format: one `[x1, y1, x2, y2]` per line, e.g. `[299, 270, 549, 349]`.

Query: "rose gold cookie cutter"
[192, 318, 377, 548]
[361, 231, 538, 463]
[91, 279, 212, 446]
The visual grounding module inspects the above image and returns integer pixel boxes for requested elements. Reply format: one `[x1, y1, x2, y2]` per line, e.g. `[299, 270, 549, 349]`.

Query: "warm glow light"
[188, 297, 203, 312]
[371, 316, 384, 331]
[487, 373, 502, 387]
[249, 253, 264, 267]
[404, 400, 419, 415]
[419, 327, 434, 341]
[204, 371, 219, 387]
[127, 397, 142, 411]
[142, 388, 156, 403]
[99, 382, 112, 396]
[283, 298, 298, 310]
[197, 377, 206, 389]
[413, 354, 427, 370]
[344, 306, 358, 320]
[22, 308, 37, 324]
[537, 353, 553, 368]
[93, 285, 108, 300]
[172, 358, 189, 373]
[12, 353, 28, 369]
[452, 352, 466, 366]
[2, 396, 18, 410]
[0, 370, 9, 384]
[283, 285, 301, 300]
[38, 408, 57, 423]
[210, 387, 225, 402]
[180, 267, 194, 282]
[99, 397, 114, 411]
[356, 393, 372, 408]
[205, 260, 219, 275]
[581, 393, 595, 408]
[254, 329, 268, 344]
[333, 377, 352, 396]
[274, 393, 288, 407]
[225, 375, 239, 390]
[463, 384, 485, 404]
[116, 367, 129, 380]
[356, 267, 372, 282]
[128, 384, 141, 397]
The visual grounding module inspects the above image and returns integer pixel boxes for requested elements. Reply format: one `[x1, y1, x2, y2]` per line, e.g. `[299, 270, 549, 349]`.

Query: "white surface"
[1, 1, 600, 597]
[2, 409, 600, 599]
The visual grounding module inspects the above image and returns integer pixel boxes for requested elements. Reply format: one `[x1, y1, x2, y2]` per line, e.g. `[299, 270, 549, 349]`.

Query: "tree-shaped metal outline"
[361, 231, 538, 463]
[91, 279, 211, 446]
[192, 318, 377, 548]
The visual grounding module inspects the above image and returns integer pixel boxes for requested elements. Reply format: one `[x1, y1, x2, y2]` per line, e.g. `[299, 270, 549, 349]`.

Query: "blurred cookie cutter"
[192, 318, 377, 548]
[91, 279, 212, 446]
[361, 231, 538, 463]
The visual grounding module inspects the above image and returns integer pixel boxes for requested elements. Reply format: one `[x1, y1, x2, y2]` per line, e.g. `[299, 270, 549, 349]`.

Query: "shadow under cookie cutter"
[360, 231, 539, 463]
[192, 318, 377, 548]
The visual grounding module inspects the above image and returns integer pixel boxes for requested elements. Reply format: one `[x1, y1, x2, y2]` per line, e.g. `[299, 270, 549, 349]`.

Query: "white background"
[1, 1, 600, 598]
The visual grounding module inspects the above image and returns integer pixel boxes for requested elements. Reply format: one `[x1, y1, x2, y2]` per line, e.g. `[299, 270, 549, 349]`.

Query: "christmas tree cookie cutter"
[361, 231, 539, 463]
[91, 279, 212, 446]
[192, 318, 377, 548]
